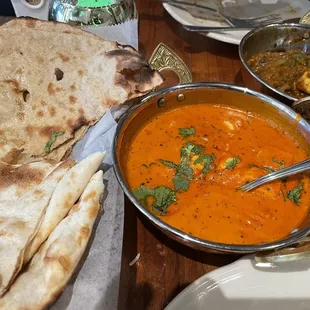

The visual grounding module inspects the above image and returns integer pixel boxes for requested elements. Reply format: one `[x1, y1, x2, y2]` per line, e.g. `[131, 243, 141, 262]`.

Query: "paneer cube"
[297, 71, 310, 95]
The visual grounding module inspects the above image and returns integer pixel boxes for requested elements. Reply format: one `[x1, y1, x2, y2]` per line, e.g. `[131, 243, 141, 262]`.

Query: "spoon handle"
[239, 158, 310, 192]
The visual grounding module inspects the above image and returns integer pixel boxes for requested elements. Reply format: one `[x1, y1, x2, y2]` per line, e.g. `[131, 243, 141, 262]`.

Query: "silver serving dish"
[113, 82, 310, 254]
[239, 23, 310, 101]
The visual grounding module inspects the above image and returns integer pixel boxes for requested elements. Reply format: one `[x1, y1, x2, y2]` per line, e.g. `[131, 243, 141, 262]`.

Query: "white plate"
[165, 254, 310, 310]
[163, 0, 310, 45]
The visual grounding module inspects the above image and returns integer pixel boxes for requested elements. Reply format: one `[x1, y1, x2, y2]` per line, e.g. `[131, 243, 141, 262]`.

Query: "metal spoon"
[239, 158, 310, 192]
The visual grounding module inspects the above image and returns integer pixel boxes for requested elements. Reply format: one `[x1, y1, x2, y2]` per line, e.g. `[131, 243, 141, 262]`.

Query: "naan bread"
[23, 151, 105, 264]
[0, 160, 60, 200]
[0, 170, 104, 310]
[0, 158, 75, 296]
[0, 18, 163, 163]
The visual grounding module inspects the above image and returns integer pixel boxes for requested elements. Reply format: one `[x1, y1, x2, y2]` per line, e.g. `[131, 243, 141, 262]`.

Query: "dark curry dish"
[248, 49, 310, 99]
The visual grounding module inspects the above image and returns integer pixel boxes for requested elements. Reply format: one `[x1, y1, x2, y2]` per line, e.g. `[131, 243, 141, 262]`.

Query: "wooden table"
[118, 1, 273, 309]
[0, 8, 283, 310]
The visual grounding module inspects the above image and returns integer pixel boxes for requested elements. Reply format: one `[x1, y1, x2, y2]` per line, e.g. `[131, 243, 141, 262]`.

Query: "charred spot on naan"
[54, 68, 64, 81]
[70, 84, 77, 91]
[77, 70, 84, 77]
[17, 112, 25, 121]
[80, 226, 90, 239]
[105, 48, 163, 94]
[49, 106, 56, 117]
[76, 226, 90, 246]
[22, 90, 30, 102]
[57, 52, 70, 62]
[58, 256, 71, 273]
[67, 116, 89, 134]
[0, 162, 46, 191]
[47, 82, 62, 95]
[33, 189, 45, 199]
[119, 66, 156, 84]
[69, 95, 77, 105]
[0, 147, 24, 164]
[88, 204, 100, 218]
[3, 79, 20, 93]
[37, 110, 44, 118]
[41, 126, 64, 138]
[83, 190, 97, 202]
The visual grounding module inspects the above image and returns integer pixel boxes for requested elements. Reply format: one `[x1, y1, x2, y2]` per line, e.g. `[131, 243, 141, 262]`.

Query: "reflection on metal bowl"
[113, 83, 310, 254]
[239, 23, 310, 102]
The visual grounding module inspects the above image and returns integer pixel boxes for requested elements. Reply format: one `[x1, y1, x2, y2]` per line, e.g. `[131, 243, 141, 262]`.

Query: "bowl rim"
[239, 23, 310, 102]
[112, 82, 310, 254]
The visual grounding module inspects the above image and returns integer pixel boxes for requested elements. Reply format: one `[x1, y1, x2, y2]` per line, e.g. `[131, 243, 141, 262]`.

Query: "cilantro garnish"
[173, 174, 190, 192]
[159, 159, 177, 169]
[133, 185, 177, 215]
[159, 142, 196, 192]
[44, 131, 65, 153]
[194, 154, 216, 176]
[183, 142, 204, 155]
[287, 183, 303, 206]
[272, 157, 285, 168]
[225, 157, 241, 170]
[263, 167, 275, 174]
[178, 127, 196, 139]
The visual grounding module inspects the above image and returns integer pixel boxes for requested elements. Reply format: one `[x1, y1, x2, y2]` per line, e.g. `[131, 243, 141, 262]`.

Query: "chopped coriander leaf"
[225, 157, 241, 170]
[177, 162, 193, 179]
[287, 183, 303, 206]
[44, 131, 65, 153]
[182, 142, 204, 155]
[180, 143, 194, 159]
[173, 174, 190, 192]
[263, 167, 275, 174]
[194, 154, 216, 176]
[272, 157, 285, 168]
[133, 185, 177, 215]
[178, 127, 196, 139]
[194, 154, 215, 165]
[159, 159, 177, 169]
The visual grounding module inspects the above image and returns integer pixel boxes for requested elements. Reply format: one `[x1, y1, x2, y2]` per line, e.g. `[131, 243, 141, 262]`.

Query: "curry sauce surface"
[125, 104, 309, 244]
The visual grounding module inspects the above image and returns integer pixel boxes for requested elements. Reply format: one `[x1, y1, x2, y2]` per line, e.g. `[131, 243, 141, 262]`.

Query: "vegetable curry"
[125, 104, 309, 245]
[248, 49, 310, 99]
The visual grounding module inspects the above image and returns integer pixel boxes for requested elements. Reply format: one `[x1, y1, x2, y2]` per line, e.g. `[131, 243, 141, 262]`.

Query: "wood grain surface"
[0, 9, 286, 310]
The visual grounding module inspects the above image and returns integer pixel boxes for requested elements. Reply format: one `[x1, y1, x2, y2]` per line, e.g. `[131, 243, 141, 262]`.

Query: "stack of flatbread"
[0, 152, 106, 309]
[0, 16, 164, 309]
[0, 18, 163, 164]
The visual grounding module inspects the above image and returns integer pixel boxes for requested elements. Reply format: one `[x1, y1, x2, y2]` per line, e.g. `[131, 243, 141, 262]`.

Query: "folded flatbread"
[23, 151, 105, 264]
[0, 18, 163, 163]
[0, 170, 104, 310]
[0, 158, 75, 296]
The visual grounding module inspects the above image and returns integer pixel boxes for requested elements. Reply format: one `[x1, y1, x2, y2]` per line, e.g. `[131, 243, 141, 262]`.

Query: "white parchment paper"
[51, 107, 131, 310]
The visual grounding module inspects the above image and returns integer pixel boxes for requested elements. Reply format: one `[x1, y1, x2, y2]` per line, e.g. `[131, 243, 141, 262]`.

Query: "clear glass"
[49, 0, 137, 26]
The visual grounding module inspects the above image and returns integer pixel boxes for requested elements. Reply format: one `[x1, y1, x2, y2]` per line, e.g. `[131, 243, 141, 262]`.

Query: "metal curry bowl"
[239, 23, 310, 102]
[113, 83, 310, 254]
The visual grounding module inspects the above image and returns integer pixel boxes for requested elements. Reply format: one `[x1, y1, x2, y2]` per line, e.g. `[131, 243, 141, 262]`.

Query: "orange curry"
[125, 104, 309, 245]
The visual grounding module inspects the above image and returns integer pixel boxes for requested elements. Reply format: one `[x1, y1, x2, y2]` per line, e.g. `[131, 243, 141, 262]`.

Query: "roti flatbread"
[0, 18, 163, 163]
[0, 158, 75, 296]
[0, 170, 104, 310]
[23, 151, 106, 264]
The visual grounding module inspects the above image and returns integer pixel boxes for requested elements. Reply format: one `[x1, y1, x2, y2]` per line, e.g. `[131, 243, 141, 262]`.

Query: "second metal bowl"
[239, 23, 310, 101]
